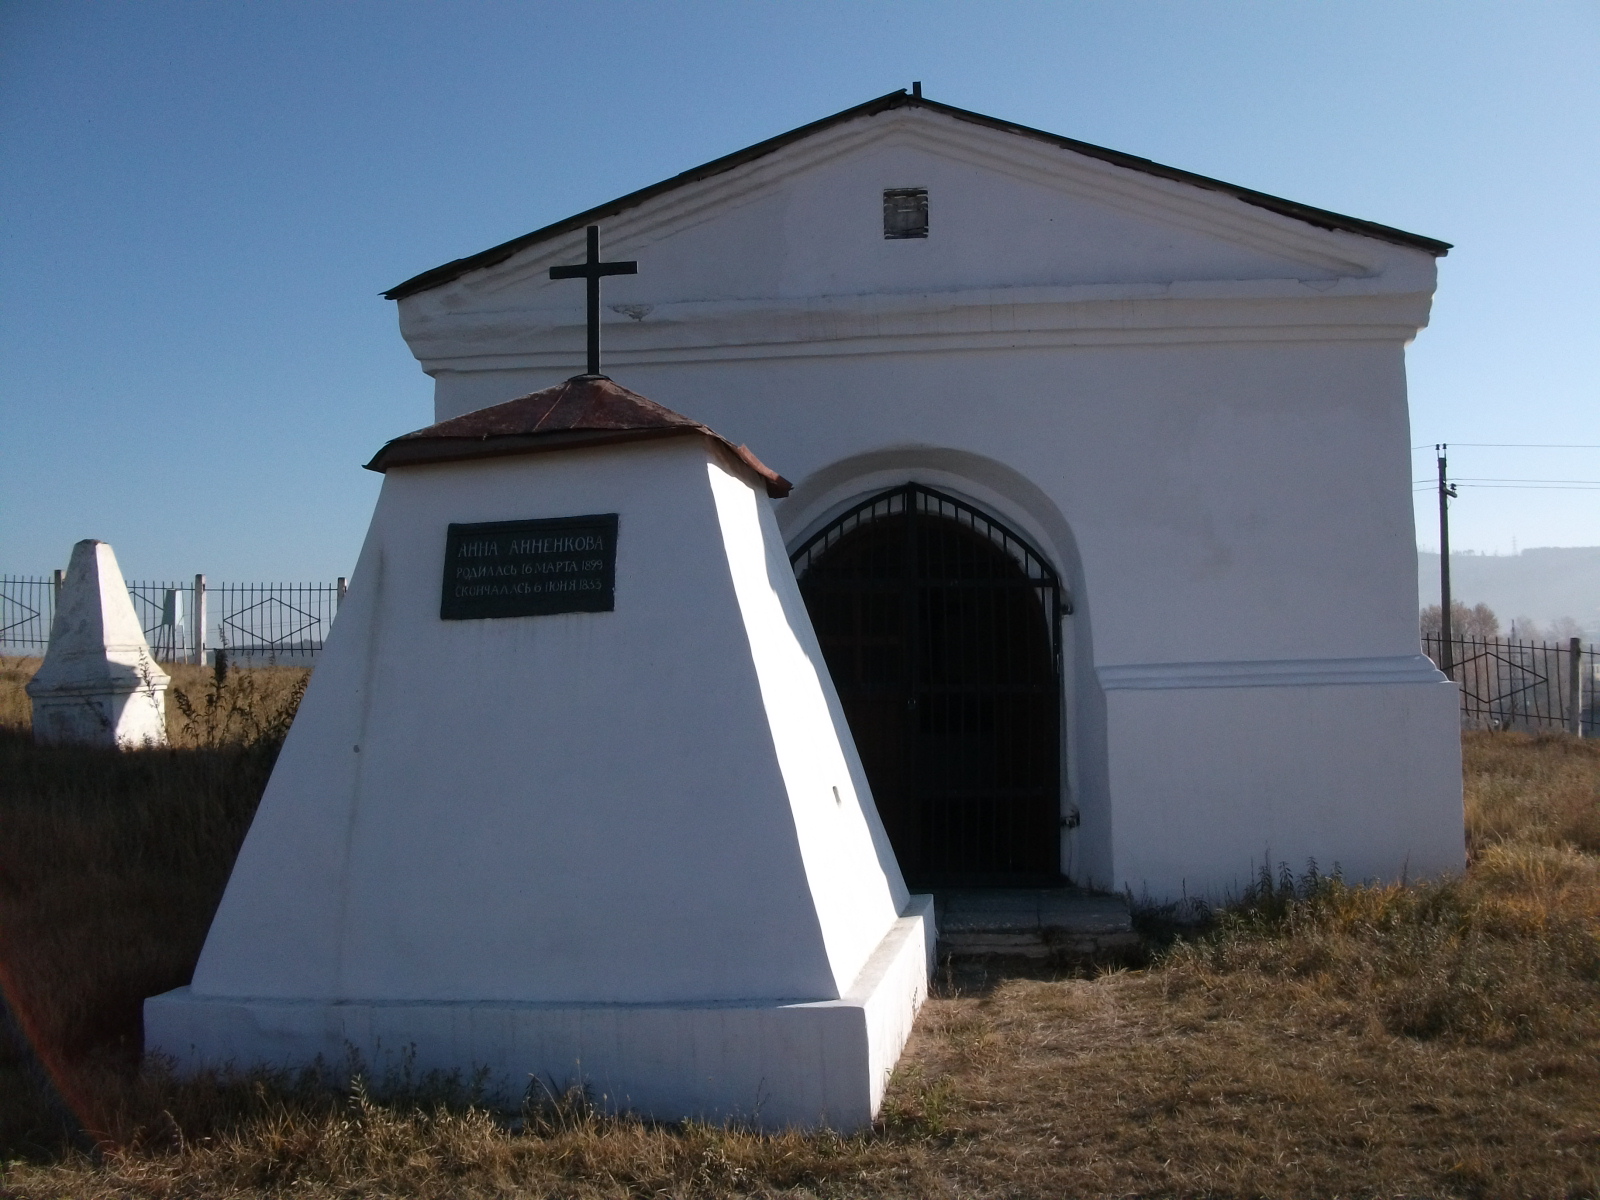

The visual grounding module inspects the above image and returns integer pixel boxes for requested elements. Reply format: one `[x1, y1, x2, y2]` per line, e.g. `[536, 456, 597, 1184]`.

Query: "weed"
[169, 651, 307, 749]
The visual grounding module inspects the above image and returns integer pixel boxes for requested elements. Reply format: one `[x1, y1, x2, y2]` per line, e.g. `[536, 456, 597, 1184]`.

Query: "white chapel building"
[384, 88, 1463, 899]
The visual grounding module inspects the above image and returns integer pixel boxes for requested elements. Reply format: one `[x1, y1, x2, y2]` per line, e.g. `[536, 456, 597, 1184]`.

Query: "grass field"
[1, 656, 1597, 1197]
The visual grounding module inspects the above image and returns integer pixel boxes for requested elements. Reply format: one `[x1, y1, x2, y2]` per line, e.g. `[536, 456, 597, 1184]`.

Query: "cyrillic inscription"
[440, 514, 617, 619]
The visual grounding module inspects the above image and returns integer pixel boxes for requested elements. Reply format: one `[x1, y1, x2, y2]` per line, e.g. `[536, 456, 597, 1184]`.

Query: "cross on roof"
[549, 225, 638, 378]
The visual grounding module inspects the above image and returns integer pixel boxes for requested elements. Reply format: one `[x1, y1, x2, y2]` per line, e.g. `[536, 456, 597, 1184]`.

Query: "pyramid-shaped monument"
[147, 376, 934, 1129]
[27, 539, 169, 748]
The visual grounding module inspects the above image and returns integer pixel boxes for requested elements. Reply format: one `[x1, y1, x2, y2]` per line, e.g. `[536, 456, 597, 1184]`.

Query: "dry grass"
[0, 656, 305, 1152]
[0, 657, 309, 753]
[1, 656, 1597, 1197]
[1467, 730, 1600, 855]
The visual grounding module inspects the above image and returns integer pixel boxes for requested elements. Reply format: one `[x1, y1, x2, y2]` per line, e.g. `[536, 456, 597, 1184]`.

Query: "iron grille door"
[793, 485, 1063, 888]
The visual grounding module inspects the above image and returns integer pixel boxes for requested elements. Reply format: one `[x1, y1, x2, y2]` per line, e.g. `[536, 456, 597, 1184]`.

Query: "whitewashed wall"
[391, 105, 1463, 897]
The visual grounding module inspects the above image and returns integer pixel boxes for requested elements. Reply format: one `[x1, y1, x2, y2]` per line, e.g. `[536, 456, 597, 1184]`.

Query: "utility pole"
[1437, 445, 1458, 680]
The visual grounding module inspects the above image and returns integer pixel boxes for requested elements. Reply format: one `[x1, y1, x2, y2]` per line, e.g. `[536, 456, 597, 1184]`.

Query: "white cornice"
[1098, 656, 1447, 691]
[403, 279, 1434, 372]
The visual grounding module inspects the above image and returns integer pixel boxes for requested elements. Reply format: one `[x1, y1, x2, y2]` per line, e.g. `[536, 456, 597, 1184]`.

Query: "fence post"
[193, 574, 207, 666]
[337, 577, 347, 609]
[52, 568, 64, 606]
[1571, 637, 1584, 738]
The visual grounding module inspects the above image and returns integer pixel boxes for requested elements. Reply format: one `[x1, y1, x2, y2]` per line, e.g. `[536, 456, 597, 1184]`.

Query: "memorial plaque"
[441, 514, 617, 620]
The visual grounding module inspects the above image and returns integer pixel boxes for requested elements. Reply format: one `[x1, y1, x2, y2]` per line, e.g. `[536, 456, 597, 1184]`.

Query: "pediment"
[508, 137, 1310, 300]
[394, 98, 1442, 377]
[395, 96, 1442, 317]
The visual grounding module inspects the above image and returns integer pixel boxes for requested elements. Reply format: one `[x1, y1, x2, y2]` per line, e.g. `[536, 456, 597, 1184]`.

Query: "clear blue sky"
[3, 1, 1595, 581]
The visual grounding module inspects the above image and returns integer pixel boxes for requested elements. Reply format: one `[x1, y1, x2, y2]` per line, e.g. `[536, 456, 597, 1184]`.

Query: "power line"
[1413, 483, 1600, 491]
[1412, 443, 1600, 450]
[1413, 477, 1600, 486]
[1457, 477, 1600, 485]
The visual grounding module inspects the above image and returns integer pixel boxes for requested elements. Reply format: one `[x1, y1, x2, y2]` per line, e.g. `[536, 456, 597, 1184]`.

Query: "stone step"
[934, 889, 1137, 958]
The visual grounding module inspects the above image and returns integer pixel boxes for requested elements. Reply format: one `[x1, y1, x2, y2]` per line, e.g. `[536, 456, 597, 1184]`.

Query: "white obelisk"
[27, 539, 169, 748]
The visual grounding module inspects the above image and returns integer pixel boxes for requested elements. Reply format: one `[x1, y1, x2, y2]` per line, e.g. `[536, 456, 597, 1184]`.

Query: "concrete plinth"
[1101, 667, 1465, 899]
[147, 897, 933, 1130]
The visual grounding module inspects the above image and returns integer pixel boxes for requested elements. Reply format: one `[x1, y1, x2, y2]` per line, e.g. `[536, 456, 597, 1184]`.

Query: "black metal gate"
[792, 484, 1065, 888]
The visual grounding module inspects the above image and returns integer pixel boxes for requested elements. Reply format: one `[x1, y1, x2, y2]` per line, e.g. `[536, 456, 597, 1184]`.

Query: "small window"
[883, 188, 928, 239]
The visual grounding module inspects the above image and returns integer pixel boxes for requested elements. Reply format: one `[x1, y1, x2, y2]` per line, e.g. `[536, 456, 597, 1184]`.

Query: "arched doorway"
[792, 484, 1065, 888]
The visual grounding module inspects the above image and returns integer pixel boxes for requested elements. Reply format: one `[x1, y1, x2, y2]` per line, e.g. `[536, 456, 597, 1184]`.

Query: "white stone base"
[146, 896, 934, 1131]
[29, 684, 168, 749]
[1102, 673, 1464, 900]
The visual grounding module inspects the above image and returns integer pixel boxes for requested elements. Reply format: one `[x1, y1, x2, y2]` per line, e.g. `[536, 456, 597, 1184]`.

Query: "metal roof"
[384, 89, 1450, 301]
[364, 373, 792, 498]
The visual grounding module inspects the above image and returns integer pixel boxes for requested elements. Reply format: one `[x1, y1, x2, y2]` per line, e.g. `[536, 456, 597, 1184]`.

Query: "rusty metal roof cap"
[363, 374, 792, 498]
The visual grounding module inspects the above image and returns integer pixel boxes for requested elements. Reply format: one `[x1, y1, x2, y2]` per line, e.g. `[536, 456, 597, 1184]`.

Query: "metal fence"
[0, 575, 54, 655]
[7, 566, 1597, 731]
[1, 574, 346, 664]
[1424, 633, 1598, 734]
[210, 581, 344, 662]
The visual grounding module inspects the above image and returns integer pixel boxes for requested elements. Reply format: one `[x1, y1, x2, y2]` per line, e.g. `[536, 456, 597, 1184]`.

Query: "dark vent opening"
[883, 188, 928, 239]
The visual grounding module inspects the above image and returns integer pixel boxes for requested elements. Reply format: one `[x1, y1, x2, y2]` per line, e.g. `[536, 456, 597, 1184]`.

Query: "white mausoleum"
[385, 89, 1464, 897]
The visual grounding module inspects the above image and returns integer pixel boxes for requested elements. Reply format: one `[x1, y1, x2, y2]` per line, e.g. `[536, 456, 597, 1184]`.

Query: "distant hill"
[1417, 546, 1600, 637]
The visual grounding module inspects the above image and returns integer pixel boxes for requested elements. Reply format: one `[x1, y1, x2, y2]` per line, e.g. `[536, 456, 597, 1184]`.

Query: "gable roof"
[364, 373, 792, 497]
[384, 90, 1450, 301]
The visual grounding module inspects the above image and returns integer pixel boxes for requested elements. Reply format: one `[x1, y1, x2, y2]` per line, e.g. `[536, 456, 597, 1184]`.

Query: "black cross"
[549, 225, 638, 378]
